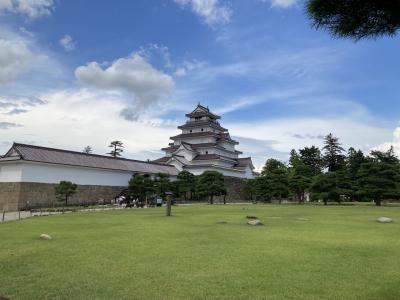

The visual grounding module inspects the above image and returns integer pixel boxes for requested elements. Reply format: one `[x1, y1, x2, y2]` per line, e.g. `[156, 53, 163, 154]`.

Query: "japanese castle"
[154, 104, 256, 179]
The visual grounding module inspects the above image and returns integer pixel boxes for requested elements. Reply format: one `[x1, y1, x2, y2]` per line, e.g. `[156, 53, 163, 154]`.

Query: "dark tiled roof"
[1, 143, 179, 176]
[193, 154, 237, 161]
[185, 104, 221, 119]
[193, 154, 220, 160]
[170, 131, 217, 140]
[152, 156, 170, 163]
[178, 120, 227, 131]
[235, 157, 254, 169]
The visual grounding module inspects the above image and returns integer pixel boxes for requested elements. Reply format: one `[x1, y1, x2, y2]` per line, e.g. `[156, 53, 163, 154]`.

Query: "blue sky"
[0, 0, 399, 168]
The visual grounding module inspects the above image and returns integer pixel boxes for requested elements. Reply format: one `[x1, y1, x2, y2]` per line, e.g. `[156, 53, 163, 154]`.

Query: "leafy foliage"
[83, 145, 93, 154]
[153, 173, 171, 199]
[306, 0, 400, 40]
[323, 133, 345, 172]
[128, 174, 155, 201]
[176, 170, 197, 200]
[357, 148, 400, 206]
[55, 181, 77, 206]
[196, 171, 226, 204]
[107, 140, 124, 157]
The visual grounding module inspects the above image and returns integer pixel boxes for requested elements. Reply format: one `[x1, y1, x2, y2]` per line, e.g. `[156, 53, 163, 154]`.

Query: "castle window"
[206, 151, 208, 154]
[201, 128, 204, 131]
[190, 130, 192, 133]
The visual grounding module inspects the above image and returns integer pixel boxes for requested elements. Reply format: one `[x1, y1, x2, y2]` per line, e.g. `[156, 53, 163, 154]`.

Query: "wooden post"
[2, 210, 5, 222]
[165, 192, 173, 217]
[18, 210, 21, 220]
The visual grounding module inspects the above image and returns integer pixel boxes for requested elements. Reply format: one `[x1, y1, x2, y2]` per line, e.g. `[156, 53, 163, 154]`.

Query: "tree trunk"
[166, 194, 172, 216]
[65, 196, 68, 206]
[375, 198, 382, 206]
[184, 192, 187, 201]
[223, 195, 226, 204]
[323, 199, 327, 205]
[278, 197, 282, 204]
[210, 195, 214, 205]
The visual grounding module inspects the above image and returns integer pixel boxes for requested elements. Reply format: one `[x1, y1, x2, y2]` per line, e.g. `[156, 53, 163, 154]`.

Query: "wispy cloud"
[174, 0, 232, 26]
[261, 0, 299, 8]
[0, 121, 22, 129]
[59, 34, 76, 51]
[0, 0, 55, 19]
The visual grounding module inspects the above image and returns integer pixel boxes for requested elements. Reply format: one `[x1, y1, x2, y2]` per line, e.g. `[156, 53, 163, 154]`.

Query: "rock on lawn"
[40, 234, 52, 240]
[247, 219, 263, 226]
[377, 217, 393, 223]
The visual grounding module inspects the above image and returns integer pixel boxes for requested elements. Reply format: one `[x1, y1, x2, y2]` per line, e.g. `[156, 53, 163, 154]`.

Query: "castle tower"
[153, 104, 256, 178]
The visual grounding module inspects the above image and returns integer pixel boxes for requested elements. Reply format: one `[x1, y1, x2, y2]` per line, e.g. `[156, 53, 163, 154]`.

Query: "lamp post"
[165, 191, 173, 216]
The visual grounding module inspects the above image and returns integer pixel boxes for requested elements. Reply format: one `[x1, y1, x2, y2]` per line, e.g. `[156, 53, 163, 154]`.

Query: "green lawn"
[1, 204, 399, 300]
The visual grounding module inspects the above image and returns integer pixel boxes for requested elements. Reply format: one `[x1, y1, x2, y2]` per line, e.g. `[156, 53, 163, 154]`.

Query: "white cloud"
[0, 88, 177, 160]
[0, 38, 32, 84]
[0, 0, 54, 18]
[227, 117, 391, 163]
[75, 53, 174, 120]
[267, 0, 299, 8]
[174, 59, 206, 77]
[174, 0, 232, 26]
[59, 34, 76, 52]
[372, 127, 400, 157]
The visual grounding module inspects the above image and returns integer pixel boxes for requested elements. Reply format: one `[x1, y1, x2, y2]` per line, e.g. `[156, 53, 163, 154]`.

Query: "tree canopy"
[306, 0, 400, 40]
[196, 171, 226, 204]
[107, 141, 124, 157]
[55, 181, 77, 206]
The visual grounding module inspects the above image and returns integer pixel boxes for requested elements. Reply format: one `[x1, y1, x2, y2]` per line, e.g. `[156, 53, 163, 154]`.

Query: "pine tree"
[196, 171, 226, 204]
[107, 141, 124, 157]
[55, 181, 77, 206]
[357, 148, 400, 206]
[177, 170, 196, 200]
[323, 133, 345, 171]
[345, 148, 367, 201]
[83, 145, 93, 154]
[288, 162, 313, 204]
[261, 159, 289, 204]
[299, 146, 323, 176]
[154, 173, 171, 199]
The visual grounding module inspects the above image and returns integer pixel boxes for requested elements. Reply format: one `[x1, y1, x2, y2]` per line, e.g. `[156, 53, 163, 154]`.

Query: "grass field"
[1, 204, 399, 300]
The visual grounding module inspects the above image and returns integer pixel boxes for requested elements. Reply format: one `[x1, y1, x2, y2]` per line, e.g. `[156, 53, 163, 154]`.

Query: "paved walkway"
[0, 207, 123, 223]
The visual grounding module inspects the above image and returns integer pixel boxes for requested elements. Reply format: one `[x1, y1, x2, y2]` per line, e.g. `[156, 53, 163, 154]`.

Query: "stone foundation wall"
[0, 176, 250, 211]
[0, 182, 22, 212]
[0, 182, 126, 211]
[210, 176, 250, 203]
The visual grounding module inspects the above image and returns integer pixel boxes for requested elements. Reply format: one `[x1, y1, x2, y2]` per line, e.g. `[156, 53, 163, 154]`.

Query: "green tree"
[83, 145, 93, 154]
[323, 133, 345, 172]
[244, 179, 257, 201]
[196, 171, 226, 204]
[154, 173, 171, 199]
[261, 159, 289, 204]
[310, 172, 339, 205]
[299, 146, 323, 176]
[128, 174, 155, 202]
[345, 148, 367, 201]
[289, 149, 301, 168]
[55, 181, 77, 206]
[107, 140, 124, 157]
[176, 170, 196, 200]
[311, 170, 354, 205]
[306, 0, 400, 40]
[357, 149, 400, 206]
[288, 162, 313, 204]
